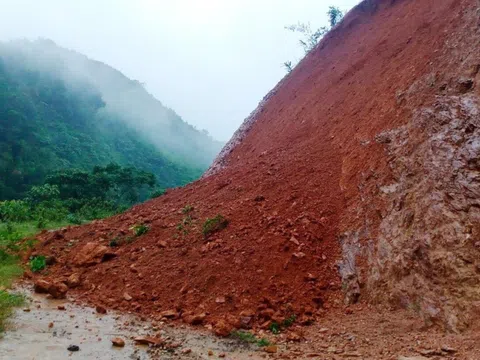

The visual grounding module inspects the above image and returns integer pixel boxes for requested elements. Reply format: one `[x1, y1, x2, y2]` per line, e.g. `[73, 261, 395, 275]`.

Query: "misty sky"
[0, 0, 360, 141]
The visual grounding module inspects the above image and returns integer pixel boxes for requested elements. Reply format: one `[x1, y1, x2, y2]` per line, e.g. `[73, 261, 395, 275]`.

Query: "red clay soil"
[28, 0, 476, 335]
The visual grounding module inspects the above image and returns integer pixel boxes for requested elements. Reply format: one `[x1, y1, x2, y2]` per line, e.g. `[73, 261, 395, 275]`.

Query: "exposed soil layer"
[29, 0, 480, 336]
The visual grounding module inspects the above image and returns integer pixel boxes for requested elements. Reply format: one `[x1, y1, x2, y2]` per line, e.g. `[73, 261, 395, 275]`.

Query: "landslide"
[30, 0, 480, 333]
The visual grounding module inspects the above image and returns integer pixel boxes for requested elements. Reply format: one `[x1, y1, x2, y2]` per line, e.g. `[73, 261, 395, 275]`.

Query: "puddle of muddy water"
[0, 287, 264, 359]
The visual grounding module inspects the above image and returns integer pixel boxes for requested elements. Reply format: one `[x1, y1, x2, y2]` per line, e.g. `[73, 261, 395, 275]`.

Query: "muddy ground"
[0, 286, 262, 360]
[1, 287, 479, 359]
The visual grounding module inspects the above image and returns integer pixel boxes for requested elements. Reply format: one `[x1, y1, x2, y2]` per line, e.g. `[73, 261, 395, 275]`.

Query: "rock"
[133, 336, 164, 346]
[419, 349, 442, 356]
[48, 322, 54, 328]
[215, 296, 226, 304]
[290, 236, 300, 245]
[185, 313, 206, 325]
[73, 243, 109, 266]
[214, 320, 232, 337]
[157, 240, 167, 248]
[49, 282, 68, 299]
[293, 252, 306, 259]
[259, 308, 275, 319]
[96, 305, 107, 314]
[219, 353, 226, 358]
[57, 305, 66, 311]
[398, 356, 429, 360]
[240, 316, 253, 329]
[67, 345, 80, 352]
[111, 337, 125, 347]
[66, 273, 81, 288]
[160, 310, 177, 319]
[182, 348, 192, 354]
[44, 256, 56, 266]
[457, 77, 474, 93]
[123, 293, 132, 301]
[441, 345, 457, 354]
[264, 345, 278, 353]
[208, 350, 214, 356]
[34, 279, 51, 294]
[23, 308, 31, 312]
[287, 332, 302, 342]
[343, 352, 362, 357]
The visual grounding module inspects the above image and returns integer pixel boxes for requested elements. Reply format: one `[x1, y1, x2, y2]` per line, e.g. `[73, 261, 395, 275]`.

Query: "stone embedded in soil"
[160, 310, 177, 319]
[264, 345, 278, 354]
[214, 320, 232, 337]
[215, 296, 226, 304]
[111, 337, 125, 347]
[96, 305, 107, 314]
[66, 273, 81, 288]
[57, 305, 66, 310]
[133, 336, 164, 346]
[48, 282, 68, 299]
[34, 279, 51, 294]
[123, 293, 133, 301]
[67, 345, 80, 352]
[73, 242, 109, 266]
[184, 313, 206, 325]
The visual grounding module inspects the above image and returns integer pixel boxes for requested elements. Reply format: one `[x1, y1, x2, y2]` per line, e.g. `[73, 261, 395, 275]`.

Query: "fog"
[0, 0, 361, 142]
[0, 38, 223, 168]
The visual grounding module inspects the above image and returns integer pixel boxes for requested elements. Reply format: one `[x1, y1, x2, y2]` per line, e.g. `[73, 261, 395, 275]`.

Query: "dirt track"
[27, 0, 480, 352]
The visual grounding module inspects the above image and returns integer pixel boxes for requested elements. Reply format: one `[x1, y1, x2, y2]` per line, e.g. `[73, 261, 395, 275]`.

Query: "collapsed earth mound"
[31, 0, 480, 333]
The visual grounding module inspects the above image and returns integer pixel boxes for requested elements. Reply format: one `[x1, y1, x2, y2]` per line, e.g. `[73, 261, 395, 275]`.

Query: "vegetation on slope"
[0, 45, 201, 199]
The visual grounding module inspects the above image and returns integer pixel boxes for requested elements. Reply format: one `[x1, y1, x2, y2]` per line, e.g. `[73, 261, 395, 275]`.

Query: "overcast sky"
[0, 0, 360, 141]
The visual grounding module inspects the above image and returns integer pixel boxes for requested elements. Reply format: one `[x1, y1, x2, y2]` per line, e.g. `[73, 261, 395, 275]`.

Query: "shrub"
[182, 204, 194, 214]
[131, 224, 149, 237]
[202, 215, 228, 238]
[29, 256, 47, 273]
[0, 200, 30, 222]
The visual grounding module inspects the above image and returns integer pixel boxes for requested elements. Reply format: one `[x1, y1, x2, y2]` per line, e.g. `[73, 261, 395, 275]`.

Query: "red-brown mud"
[29, 0, 480, 337]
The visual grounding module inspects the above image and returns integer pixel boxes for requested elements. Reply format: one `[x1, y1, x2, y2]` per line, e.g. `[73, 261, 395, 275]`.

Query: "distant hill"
[0, 39, 223, 199]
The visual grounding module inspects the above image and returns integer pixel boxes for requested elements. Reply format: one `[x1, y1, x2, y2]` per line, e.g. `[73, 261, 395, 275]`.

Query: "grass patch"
[0, 290, 24, 332]
[202, 215, 228, 238]
[182, 204, 194, 214]
[29, 255, 47, 273]
[130, 224, 149, 237]
[231, 330, 271, 347]
[0, 220, 71, 332]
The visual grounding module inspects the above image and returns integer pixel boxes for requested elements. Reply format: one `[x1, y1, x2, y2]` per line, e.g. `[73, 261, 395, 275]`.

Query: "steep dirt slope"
[30, 0, 480, 335]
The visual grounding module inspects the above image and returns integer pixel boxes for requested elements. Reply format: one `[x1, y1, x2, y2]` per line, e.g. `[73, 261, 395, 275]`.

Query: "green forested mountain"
[0, 39, 223, 200]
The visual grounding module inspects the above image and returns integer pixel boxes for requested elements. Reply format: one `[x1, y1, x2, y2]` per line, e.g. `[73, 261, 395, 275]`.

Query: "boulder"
[72, 243, 109, 266]
[49, 282, 68, 299]
[34, 279, 51, 294]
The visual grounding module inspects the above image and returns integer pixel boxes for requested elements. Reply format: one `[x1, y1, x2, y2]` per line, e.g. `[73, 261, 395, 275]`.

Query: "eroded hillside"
[30, 0, 480, 338]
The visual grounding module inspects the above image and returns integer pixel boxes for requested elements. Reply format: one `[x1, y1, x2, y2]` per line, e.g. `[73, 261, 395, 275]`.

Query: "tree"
[284, 6, 344, 72]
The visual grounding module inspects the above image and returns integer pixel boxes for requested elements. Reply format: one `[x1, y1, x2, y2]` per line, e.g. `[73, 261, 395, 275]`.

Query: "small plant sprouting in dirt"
[202, 214, 229, 238]
[29, 255, 47, 273]
[182, 204, 194, 214]
[231, 330, 271, 347]
[282, 314, 296, 328]
[131, 224, 149, 237]
[256, 338, 271, 347]
[269, 322, 281, 334]
[268, 314, 296, 335]
[109, 237, 120, 247]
